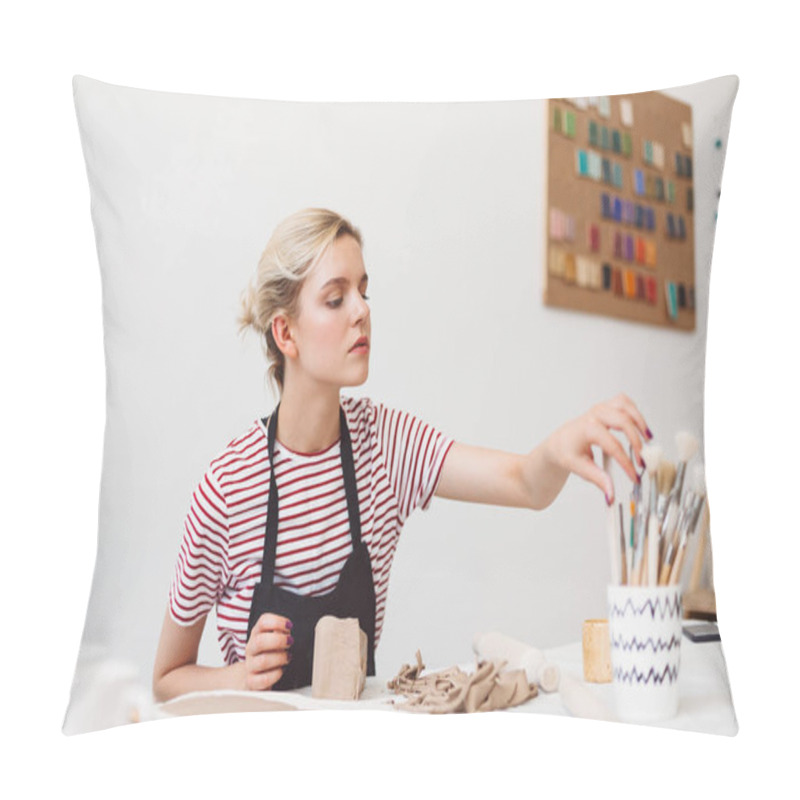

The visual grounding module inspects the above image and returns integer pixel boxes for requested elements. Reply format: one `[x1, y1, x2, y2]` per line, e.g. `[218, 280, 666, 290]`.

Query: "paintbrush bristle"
[675, 431, 699, 463]
[691, 462, 706, 498]
[640, 443, 662, 474]
[657, 460, 676, 495]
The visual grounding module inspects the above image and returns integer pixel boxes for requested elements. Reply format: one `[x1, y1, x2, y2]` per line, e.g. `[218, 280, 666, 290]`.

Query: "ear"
[271, 313, 299, 360]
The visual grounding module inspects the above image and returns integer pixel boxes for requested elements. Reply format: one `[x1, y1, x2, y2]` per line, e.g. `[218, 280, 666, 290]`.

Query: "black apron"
[246, 403, 376, 690]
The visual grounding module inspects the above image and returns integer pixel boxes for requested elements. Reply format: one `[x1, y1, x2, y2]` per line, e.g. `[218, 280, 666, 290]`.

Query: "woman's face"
[287, 234, 371, 389]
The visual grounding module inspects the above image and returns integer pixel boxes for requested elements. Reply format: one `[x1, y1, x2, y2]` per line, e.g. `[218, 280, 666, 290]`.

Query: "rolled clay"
[558, 673, 616, 722]
[472, 631, 560, 692]
[311, 616, 367, 700]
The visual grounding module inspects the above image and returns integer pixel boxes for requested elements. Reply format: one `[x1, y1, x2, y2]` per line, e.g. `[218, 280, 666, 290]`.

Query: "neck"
[275, 377, 341, 454]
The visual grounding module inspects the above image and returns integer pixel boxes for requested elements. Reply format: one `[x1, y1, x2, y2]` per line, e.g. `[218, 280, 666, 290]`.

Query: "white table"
[159, 633, 737, 736]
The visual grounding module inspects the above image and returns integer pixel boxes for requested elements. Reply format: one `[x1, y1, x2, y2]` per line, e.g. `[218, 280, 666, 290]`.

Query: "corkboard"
[545, 92, 695, 330]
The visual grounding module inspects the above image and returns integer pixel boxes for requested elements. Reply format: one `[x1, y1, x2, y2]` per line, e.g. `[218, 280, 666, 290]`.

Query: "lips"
[350, 336, 369, 352]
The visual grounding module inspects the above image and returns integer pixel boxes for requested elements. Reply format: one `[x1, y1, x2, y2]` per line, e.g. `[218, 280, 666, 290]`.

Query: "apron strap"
[258, 403, 363, 588]
[337, 406, 363, 547]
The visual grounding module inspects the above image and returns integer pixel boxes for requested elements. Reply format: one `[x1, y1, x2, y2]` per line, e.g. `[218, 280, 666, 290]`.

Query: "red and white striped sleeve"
[168, 469, 229, 626]
[376, 403, 454, 523]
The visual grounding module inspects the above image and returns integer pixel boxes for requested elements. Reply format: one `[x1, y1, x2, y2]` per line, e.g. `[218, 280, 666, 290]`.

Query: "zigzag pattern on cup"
[613, 662, 679, 686]
[608, 595, 681, 621]
[611, 634, 681, 653]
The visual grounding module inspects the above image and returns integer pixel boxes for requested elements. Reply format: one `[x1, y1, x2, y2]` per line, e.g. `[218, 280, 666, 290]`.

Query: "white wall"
[72, 76, 736, 683]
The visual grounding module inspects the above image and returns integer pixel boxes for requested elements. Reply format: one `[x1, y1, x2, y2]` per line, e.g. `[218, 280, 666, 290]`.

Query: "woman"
[152, 208, 651, 701]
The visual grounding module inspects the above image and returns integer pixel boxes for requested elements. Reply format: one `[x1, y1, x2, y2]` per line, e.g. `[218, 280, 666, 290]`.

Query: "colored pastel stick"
[665, 281, 678, 319]
[613, 268, 624, 296]
[636, 237, 646, 264]
[622, 132, 632, 157]
[625, 235, 634, 261]
[646, 276, 658, 304]
[577, 149, 589, 176]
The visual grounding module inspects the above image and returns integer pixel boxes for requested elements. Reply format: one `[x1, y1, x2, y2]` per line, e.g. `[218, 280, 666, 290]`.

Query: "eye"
[326, 297, 343, 308]
[361, 293, 370, 301]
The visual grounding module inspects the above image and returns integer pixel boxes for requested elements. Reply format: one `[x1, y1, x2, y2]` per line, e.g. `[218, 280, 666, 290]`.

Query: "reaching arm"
[435, 394, 652, 510]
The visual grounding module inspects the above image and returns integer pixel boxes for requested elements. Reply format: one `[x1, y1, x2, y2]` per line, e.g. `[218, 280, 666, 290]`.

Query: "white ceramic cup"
[607, 584, 682, 723]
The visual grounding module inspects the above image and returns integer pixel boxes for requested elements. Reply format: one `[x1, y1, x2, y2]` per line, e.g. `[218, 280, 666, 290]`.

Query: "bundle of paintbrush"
[605, 431, 707, 587]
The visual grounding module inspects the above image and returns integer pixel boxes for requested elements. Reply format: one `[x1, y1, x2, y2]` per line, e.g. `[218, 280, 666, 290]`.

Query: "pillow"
[65, 74, 738, 735]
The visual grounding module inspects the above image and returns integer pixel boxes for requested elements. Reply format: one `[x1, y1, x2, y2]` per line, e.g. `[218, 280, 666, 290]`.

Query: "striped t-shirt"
[168, 395, 454, 665]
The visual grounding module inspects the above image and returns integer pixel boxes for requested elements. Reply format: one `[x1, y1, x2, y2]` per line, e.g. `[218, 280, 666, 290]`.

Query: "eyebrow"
[319, 273, 369, 290]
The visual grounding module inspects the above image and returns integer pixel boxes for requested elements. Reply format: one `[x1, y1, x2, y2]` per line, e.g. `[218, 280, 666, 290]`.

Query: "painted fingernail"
[285, 620, 293, 630]
[287, 635, 294, 647]
[605, 492, 612, 506]
[646, 428, 653, 440]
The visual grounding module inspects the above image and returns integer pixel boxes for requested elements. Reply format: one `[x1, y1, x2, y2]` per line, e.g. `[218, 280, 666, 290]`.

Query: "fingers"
[246, 629, 293, 658]
[246, 665, 287, 692]
[248, 648, 292, 676]
[608, 393, 653, 442]
[568, 452, 618, 504]
[245, 617, 294, 692]
[254, 612, 293, 634]
[585, 421, 639, 494]
[593, 405, 647, 473]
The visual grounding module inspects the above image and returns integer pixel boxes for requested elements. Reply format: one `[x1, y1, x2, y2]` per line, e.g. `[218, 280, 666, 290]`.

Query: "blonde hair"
[238, 208, 363, 392]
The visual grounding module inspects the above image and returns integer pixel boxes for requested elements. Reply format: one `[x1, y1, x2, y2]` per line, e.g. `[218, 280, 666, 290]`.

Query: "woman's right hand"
[243, 613, 294, 691]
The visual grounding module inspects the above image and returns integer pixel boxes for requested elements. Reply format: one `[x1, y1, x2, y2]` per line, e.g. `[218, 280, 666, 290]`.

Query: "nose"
[353, 291, 370, 324]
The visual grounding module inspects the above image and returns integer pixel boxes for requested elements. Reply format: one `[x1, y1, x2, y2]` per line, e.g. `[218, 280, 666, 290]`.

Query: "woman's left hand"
[542, 393, 653, 504]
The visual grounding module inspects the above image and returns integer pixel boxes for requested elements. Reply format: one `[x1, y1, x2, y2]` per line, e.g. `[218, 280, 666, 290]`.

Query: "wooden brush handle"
[670, 546, 687, 586]
[688, 504, 710, 593]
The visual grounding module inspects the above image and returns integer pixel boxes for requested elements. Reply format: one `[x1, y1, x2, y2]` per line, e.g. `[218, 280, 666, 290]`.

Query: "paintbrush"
[656, 459, 676, 565]
[656, 459, 676, 525]
[670, 431, 698, 508]
[641, 444, 663, 586]
[658, 432, 698, 583]
[603, 452, 621, 585]
[669, 464, 706, 586]
[659, 490, 691, 585]
[626, 446, 639, 584]
[630, 479, 650, 585]
[618, 501, 628, 585]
